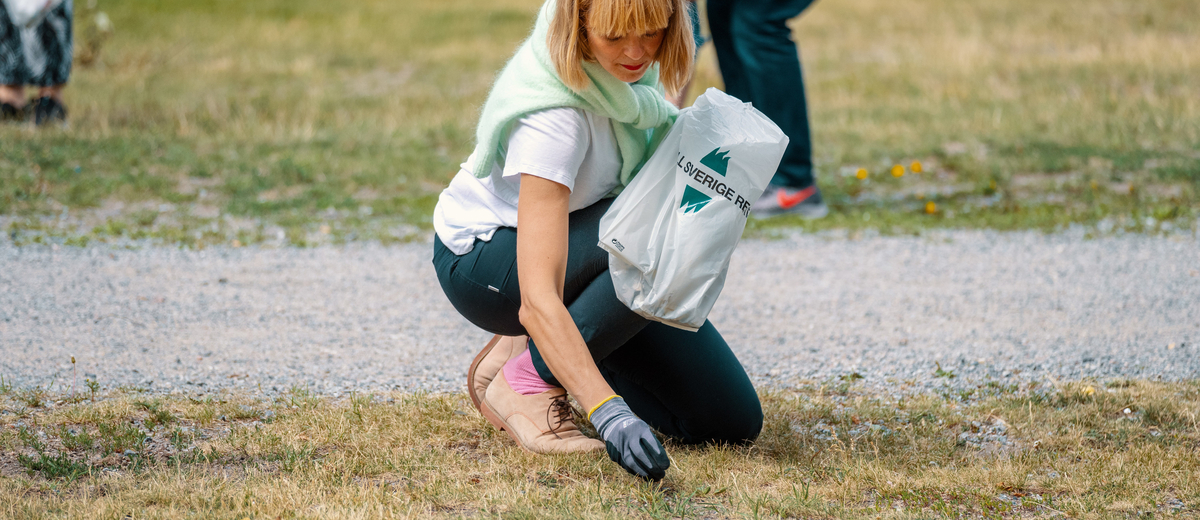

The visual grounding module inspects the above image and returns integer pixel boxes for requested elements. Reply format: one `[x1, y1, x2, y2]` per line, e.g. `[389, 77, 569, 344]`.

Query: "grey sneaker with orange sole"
[751, 184, 829, 219]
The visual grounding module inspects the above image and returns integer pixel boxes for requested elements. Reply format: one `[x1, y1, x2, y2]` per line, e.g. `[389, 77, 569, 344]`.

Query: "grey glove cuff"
[590, 396, 635, 439]
[590, 396, 670, 480]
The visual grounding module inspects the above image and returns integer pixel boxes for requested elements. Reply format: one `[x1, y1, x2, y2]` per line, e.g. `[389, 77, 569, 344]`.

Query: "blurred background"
[1, 0, 1197, 247]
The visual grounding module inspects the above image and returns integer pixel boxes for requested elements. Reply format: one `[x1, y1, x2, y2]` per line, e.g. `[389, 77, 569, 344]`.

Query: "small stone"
[1163, 498, 1185, 511]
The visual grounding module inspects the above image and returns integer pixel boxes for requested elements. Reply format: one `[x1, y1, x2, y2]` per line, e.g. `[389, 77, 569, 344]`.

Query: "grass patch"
[1, 0, 1197, 247]
[0, 380, 1196, 517]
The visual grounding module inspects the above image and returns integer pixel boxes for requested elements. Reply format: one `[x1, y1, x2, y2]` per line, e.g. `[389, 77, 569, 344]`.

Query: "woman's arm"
[514, 156, 671, 481]
[515, 174, 615, 412]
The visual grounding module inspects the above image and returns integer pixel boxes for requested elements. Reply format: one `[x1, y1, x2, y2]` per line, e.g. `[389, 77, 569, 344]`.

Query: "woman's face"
[587, 25, 666, 83]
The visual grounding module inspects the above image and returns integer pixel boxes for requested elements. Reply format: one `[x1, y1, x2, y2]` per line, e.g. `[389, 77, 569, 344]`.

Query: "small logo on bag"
[700, 148, 731, 176]
[677, 147, 752, 216]
[611, 238, 625, 251]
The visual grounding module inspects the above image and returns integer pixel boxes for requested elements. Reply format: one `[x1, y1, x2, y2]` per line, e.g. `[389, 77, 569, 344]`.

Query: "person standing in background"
[706, 0, 827, 218]
[0, 0, 72, 125]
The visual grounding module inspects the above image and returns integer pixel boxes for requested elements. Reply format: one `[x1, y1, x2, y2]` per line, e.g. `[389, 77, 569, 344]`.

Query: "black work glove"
[589, 396, 670, 480]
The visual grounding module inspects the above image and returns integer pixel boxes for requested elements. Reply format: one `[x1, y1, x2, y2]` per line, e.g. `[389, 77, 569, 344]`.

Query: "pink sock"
[502, 348, 557, 395]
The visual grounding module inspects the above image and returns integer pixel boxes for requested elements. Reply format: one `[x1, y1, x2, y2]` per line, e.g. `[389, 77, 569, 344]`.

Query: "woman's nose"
[624, 42, 646, 60]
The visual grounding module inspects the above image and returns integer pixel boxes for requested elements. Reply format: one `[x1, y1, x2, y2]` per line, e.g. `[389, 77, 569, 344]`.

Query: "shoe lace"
[547, 394, 576, 439]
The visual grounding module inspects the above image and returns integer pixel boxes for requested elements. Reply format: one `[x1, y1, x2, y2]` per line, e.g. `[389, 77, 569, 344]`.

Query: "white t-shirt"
[433, 107, 622, 255]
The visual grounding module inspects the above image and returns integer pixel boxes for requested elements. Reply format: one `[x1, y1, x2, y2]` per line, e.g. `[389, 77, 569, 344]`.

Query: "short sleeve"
[501, 108, 591, 192]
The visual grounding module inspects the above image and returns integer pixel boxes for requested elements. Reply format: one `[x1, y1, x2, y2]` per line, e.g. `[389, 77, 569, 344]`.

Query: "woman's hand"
[590, 396, 670, 480]
[515, 174, 618, 411]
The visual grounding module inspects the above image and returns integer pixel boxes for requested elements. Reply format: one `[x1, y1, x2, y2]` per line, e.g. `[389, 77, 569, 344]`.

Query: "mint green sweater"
[469, 0, 678, 186]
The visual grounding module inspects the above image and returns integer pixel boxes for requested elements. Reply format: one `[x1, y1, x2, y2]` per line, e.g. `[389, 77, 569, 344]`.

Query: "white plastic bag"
[2, 0, 63, 28]
[598, 88, 788, 331]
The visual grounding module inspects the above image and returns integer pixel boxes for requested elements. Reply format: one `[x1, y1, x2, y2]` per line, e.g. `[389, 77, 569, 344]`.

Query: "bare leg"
[37, 84, 64, 102]
[0, 84, 25, 106]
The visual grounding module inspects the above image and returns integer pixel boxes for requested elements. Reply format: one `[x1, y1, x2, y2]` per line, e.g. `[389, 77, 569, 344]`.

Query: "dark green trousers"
[432, 199, 762, 444]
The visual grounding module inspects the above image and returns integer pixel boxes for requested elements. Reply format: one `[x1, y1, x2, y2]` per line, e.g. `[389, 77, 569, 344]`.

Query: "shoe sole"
[752, 203, 829, 220]
[466, 334, 504, 412]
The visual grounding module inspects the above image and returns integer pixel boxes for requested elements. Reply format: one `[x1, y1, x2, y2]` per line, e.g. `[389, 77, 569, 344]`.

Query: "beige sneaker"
[480, 371, 604, 454]
[467, 335, 527, 412]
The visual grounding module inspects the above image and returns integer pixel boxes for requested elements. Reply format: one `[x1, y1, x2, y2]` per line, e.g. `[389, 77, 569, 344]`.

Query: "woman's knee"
[714, 395, 764, 444]
[676, 392, 763, 445]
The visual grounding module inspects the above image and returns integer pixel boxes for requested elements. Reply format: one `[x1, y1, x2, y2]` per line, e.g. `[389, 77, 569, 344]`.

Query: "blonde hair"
[548, 0, 694, 97]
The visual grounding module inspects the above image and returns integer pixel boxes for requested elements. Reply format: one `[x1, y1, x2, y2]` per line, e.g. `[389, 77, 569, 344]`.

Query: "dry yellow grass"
[2, 380, 1197, 518]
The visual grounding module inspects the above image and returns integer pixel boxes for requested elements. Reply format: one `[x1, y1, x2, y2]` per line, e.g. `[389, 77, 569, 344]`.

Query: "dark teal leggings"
[432, 198, 762, 445]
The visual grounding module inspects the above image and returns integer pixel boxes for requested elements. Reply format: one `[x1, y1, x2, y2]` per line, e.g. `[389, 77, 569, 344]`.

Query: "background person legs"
[0, 0, 72, 124]
[708, 0, 826, 218]
[0, 0, 27, 117]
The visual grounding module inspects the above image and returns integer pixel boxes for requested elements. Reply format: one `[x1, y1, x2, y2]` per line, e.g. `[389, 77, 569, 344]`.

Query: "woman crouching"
[432, 0, 762, 480]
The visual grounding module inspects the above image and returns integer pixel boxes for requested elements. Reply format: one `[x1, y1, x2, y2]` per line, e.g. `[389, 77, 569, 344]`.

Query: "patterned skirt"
[0, 0, 73, 86]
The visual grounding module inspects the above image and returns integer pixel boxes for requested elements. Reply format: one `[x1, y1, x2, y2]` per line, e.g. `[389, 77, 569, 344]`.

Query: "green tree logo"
[700, 148, 730, 176]
[679, 148, 734, 213]
[679, 185, 712, 214]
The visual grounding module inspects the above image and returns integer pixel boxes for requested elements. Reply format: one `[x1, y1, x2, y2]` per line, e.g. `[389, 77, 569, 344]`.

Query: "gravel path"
[2, 230, 1198, 397]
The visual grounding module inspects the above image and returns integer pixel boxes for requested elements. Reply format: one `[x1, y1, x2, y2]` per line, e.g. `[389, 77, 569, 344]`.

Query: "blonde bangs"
[585, 0, 672, 38]
[548, 0, 694, 95]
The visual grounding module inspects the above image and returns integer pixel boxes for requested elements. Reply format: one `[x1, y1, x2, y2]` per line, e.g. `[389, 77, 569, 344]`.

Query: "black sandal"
[1, 101, 27, 122]
[32, 96, 67, 126]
